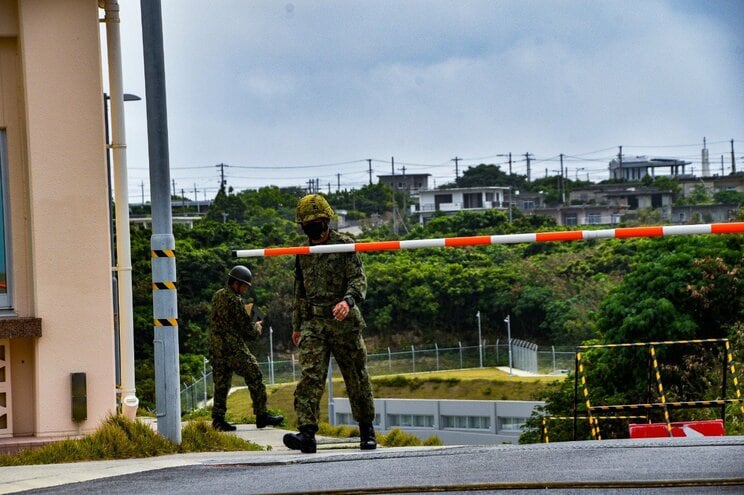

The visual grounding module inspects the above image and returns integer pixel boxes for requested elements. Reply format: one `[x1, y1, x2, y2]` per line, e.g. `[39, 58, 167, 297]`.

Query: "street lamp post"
[504, 314, 512, 375]
[476, 311, 483, 368]
[103, 91, 141, 402]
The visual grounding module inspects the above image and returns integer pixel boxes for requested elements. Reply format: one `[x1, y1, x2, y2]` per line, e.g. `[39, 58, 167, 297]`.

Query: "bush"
[378, 428, 442, 447]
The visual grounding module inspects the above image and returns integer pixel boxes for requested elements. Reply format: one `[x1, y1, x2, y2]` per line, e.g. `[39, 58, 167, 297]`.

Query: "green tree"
[713, 190, 744, 205]
[439, 163, 527, 190]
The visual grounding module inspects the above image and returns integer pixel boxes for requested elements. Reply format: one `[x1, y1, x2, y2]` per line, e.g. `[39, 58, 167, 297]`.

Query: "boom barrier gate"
[568, 338, 743, 441]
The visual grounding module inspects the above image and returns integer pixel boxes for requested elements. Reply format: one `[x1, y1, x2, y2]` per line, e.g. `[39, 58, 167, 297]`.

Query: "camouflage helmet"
[295, 194, 335, 223]
[228, 265, 252, 286]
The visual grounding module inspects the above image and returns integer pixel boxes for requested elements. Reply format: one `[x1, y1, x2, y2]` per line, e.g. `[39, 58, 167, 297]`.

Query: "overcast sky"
[107, 0, 744, 204]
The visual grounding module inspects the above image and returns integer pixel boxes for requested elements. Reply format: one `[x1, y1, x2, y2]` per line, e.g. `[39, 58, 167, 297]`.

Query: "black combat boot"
[256, 412, 284, 428]
[283, 424, 317, 453]
[359, 422, 377, 450]
[212, 417, 236, 432]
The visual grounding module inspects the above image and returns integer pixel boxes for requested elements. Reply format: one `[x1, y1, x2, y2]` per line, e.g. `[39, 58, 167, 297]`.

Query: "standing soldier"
[283, 194, 377, 453]
[209, 265, 283, 431]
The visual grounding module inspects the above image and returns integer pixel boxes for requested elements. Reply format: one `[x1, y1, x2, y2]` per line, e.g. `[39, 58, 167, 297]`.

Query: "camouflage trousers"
[211, 347, 267, 420]
[295, 316, 375, 428]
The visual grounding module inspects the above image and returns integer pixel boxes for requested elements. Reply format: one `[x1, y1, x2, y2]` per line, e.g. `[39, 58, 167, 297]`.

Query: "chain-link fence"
[180, 340, 574, 414]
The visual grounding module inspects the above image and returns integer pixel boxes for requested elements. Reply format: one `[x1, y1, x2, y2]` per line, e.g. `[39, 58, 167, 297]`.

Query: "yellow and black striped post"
[649, 345, 672, 436]
[725, 341, 744, 415]
[576, 352, 600, 440]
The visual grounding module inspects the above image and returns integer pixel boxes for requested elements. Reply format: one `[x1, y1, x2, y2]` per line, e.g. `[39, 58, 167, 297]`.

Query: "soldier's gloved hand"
[291, 331, 301, 347]
[255, 321, 263, 336]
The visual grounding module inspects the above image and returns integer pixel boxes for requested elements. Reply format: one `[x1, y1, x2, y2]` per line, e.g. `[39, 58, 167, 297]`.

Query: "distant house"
[378, 173, 431, 194]
[531, 205, 625, 226]
[609, 156, 691, 181]
[414, 186, 510, 224]
[677, 173, 744, 198]
[671, 204, 740, 224]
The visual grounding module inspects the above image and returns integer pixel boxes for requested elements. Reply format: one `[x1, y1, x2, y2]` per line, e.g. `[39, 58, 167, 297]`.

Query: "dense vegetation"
[129, 168, 743, 441]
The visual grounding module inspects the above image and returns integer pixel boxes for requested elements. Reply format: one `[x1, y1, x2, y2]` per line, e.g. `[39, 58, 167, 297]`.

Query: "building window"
[0, 132, 10, 309]
[523, 200, 535, 210]
[564, 214, 577, 226]
[499, 417, 528, 432]
[440, 415, 490, 430]
[463, 193, 483, 209]
[587, 213, 602, 225]
[387, 413, 434, 428]
[434, 194, 453, 210]
[336, 412, 382, 427]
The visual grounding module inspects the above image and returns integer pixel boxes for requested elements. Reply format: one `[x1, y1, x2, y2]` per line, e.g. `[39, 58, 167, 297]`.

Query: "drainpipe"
[102, 0, 139, 419]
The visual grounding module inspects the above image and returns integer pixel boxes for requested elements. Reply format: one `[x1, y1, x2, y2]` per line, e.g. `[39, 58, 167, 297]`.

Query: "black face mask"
[302, 221, 327, 240]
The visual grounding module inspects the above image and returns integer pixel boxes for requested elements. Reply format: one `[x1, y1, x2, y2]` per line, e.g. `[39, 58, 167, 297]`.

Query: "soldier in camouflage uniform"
[283, 194, 376, 454]
[209, 265, 283, 431]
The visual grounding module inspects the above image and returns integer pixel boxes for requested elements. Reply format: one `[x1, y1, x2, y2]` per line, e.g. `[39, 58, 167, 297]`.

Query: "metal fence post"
[552, 345, 556, 373]
[411, 345, 415, 373]
[458, 341, 463, 369]
[435, 343, 439, 371]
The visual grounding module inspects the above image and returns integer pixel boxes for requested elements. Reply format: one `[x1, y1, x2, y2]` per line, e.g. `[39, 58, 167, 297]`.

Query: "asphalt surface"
[1, 429, 742, 495]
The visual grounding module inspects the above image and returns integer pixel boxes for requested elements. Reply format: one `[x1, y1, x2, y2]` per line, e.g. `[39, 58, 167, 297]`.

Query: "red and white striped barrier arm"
[233, 222, 744, 258]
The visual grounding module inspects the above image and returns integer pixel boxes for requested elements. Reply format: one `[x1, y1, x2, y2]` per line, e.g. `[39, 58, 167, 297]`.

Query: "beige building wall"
[0, 0, 117, 438]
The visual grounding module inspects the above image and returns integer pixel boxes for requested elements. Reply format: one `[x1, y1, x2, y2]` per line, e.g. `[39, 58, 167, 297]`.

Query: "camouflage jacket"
[292, 229, 367, 330]
[209, 284, 260, 353]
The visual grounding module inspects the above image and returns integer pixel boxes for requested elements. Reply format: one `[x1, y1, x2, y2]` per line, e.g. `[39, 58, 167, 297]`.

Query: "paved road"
[9, 436, 743, 495]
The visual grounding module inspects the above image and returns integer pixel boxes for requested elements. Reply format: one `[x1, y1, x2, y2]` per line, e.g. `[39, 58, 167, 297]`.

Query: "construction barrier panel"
[628, 419, 725, 438]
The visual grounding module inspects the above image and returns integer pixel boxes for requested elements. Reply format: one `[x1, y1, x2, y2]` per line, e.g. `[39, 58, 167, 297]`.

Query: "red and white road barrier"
[629, 419, 725, 438]
[233, 222, 744, 258]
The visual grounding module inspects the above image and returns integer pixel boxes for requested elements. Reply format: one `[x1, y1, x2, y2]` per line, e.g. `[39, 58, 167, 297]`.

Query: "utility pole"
[141, 0, 181, 443]
[193, 184, 199, 214]
[452, 156, 461, 179]
[731, 139, 736, 174]
[215, 163, 226, 187]
[523, 153, 532, 182]
[367, 158, 373, 185]
[507, 152, 512, 176]
[559, 154, 565, 205]
[400, 165, 407, 220]
[336, 173, 341, 192]
[391, 157, 397, 236]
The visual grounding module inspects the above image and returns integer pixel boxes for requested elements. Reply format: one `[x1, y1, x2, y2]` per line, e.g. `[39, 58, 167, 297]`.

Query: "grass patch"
[180, 420, 263, 453]
[0, 415, 262, 466]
